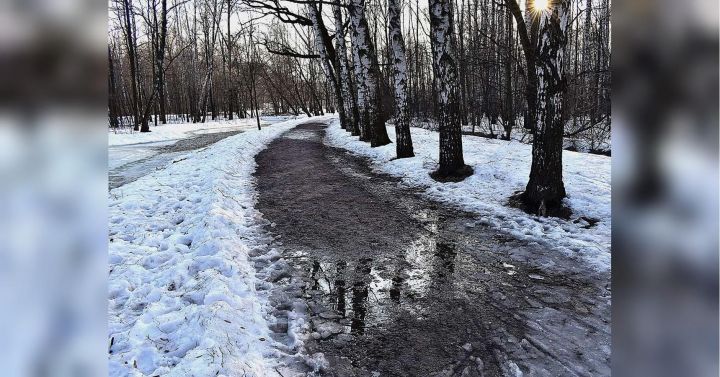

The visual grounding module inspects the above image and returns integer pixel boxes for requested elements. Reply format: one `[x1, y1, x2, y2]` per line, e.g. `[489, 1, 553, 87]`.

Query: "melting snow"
[108, 116, 329, 376]
[325, 119, 610, 271]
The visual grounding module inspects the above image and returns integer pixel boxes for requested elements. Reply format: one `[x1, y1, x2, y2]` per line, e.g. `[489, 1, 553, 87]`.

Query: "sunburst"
[533, 0, 550, 12]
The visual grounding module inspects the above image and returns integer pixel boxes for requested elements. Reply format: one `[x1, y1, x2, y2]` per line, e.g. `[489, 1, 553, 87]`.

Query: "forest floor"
[255, 122, 610, 376]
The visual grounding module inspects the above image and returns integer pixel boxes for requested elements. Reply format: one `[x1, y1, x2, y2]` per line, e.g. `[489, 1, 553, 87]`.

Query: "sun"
[533, 0, 550, 11]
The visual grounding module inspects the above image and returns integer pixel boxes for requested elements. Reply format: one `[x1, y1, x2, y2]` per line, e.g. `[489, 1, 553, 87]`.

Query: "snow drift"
[108, 117, 323, 376]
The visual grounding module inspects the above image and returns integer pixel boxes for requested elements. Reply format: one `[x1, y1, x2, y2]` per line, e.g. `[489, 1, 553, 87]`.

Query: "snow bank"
[325, 120, 610, 271]
[108, 116, 300, 146]
[108, 116, 322, 376]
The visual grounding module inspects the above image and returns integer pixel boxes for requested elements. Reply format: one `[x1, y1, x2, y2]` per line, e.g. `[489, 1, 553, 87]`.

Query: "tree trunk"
[502, 2, 514, 140]
[333, 2, 361, 136]
[349, 0, 391, 146]
[349, 0, 370, 140]
[308, 3, 347, 130]
[153, 0, 168, 125]
[108, 46, 120, 129]
[428, 0, 470, 180]
[227, 0, 234, 120]
[523, 0, 570, 215]
[507, 0, 539, 133]
[388, 0, 414, 158]
[122, 0, 141, 131]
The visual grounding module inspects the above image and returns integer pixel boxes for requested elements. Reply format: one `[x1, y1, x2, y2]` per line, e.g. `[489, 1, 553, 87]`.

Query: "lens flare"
[534, 0, 550, 11]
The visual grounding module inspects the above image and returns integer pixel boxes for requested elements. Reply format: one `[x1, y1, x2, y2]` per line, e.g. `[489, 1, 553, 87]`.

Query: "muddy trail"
[109, 130, 241, 189]
[254, 122, 610, 376]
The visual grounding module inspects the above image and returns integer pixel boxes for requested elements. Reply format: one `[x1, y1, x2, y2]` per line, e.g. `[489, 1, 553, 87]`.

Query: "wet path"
[254, 122, 610, 376]
[109, 130, 241, 189]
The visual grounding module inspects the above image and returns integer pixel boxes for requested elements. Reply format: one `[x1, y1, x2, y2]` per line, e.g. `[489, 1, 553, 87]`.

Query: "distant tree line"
[108, 0, 335, 132]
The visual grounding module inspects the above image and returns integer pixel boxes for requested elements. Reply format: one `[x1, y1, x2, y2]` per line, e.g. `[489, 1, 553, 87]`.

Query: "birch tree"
[428, 0, 470, 180]
[348, 0, 370, 140]
[522, 0, 571, 215]
[333, 1, 361, 136]
[349, 0, 391, 146]
[388, 0, 414, 158]
[107, 0, 610, 154]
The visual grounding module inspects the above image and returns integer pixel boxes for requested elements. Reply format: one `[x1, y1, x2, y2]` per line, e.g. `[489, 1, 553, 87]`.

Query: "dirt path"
[109, 130, 241, 189]
[254, 121, 610, 376]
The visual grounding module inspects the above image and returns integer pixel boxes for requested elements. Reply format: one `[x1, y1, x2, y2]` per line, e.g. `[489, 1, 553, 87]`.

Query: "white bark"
[525, 0, 570, 211]
[333, 2, 359, 134]
[389, 0, 414, 157]
[429, 0, 466, 174]
[348, 0, 375, 141]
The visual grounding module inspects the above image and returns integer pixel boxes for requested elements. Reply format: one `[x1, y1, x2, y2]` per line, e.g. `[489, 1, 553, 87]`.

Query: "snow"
[325, 120, 611, 271]
[108, 116, 330, 376]
[108, 117, 296, 147]
[415, 116, 611, 154]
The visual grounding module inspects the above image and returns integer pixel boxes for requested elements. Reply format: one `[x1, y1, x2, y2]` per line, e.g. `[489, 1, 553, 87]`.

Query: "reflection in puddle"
[305, 229, 463, 340]
[351, 258, 371, 335]
[389, 275, 403, 302]
[435, 241, 457, 277]
[335, 261, 346, 314]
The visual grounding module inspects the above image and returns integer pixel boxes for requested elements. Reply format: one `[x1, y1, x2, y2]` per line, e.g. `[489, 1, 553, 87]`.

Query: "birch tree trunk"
[524, 0, 570, 215]
[348, 0, 371, 141]
[334, 2, 361, 136]
[428, 0, 470, 180]
[388, 0, 414, 158]
[349, 0, 391, 146]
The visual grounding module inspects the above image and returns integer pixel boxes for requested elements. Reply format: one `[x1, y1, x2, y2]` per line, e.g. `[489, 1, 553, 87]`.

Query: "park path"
[254, 121, 610, 376]
[109, 130, 244, 189]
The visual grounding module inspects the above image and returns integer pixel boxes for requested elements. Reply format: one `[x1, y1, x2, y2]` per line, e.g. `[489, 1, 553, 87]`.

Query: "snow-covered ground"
[109, 116, 298, 175]
[412, 117, 612, 153]
[109, 117, 297, 147]
[326, 121, 611, 271]
[108, 116, 327, 376]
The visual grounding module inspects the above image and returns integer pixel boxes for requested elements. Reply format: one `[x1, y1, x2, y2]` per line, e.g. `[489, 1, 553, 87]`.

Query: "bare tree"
[522, 0, 571, 215]
[388, 0, 414, 158]
[108, 45, 121, 130]
[349, 0, 391, 146]
[333, 1, 361, 135]
[308, 2, 347, 129]
[151, 0, 170, 124]
[108, 0, 611, 166]
[118, 0, 143, 131]
[428, 0, 470, 180]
